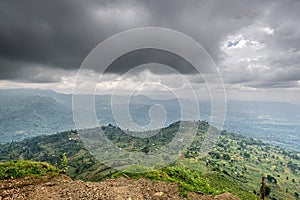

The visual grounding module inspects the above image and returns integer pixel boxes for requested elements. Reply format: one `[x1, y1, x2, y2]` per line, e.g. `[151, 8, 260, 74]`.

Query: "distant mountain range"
[0, 88, 299, 151]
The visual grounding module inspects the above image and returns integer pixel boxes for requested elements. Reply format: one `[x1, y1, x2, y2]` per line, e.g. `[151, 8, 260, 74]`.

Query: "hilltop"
[0, 172, 240, 200]
[0, 160, 239, 200]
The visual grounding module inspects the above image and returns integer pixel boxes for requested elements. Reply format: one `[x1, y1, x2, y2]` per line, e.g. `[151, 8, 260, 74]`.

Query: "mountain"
[0, 93, 73, 143]
[0, 89, 299, 152]
[0, 121, 299, 199]
[0, 89, 188, 143]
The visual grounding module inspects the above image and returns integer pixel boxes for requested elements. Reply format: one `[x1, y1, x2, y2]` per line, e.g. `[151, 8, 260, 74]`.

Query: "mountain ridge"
[0, 88, 299, 151]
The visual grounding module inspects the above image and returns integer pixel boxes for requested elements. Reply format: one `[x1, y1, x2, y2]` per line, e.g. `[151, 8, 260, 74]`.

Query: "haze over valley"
[1, 89, 299, 152]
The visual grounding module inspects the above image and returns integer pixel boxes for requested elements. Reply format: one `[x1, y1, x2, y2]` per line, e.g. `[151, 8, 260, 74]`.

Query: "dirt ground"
[0, 175, 240, 200]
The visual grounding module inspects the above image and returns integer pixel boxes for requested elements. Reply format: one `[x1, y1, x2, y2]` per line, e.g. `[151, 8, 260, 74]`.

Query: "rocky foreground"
[0, 175, 240, 200]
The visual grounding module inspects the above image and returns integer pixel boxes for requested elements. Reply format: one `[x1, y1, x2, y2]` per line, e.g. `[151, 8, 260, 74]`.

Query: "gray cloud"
[0, 0, 147, 82]
[0, 0, 299, 94]
[246, 81, 299, 89]
[0, 0, 268, 80]
[106, 49, 197, 75]
[218, 0, 300, 89]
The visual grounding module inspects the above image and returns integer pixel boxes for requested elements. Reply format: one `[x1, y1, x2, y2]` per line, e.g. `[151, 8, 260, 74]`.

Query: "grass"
[0, 160, 60, 180]
[112, 164, 257, 199]
[204, 172, 258, 200]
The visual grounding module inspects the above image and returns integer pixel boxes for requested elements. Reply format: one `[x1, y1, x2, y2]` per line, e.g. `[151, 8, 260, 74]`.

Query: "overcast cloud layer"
[0, 0, 299, 103]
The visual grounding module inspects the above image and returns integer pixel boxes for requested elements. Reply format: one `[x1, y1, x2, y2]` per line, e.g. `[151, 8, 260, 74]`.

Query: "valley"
[1, 89, 299, 151]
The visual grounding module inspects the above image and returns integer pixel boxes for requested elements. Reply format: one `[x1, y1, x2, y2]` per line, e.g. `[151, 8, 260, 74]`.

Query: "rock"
[154, 191, 164, 196]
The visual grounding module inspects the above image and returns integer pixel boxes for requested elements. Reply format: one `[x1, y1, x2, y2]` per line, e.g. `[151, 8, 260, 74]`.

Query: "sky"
[0, 0, 300, 103]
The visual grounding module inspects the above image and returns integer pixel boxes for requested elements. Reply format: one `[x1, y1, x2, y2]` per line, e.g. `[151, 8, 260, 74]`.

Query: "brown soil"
[0, 175, 240, 200]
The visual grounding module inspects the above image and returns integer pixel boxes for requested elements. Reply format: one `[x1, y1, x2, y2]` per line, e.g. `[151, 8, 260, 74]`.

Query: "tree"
[223, 153, 231, 160]
[244, 152, 251, 159]
[265, 186, 271, 197]
[266, 175, 277, 184]
[61, 152, 68, 173]
[142, 146, 149, 154]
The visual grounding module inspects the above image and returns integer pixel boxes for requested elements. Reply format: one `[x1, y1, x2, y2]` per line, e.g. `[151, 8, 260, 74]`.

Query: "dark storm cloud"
[0, 0, 299, 88]
[0, 0, 270, 82]
[0, 0, 92, 67]
[142, 0, 270, 59]
[106, 49, 198, 74]
[0, 0, 147, 82]
[0, 57, 63, 83]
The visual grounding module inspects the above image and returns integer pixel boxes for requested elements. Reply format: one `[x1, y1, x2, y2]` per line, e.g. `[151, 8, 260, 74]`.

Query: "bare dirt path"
[0, 175, 240, 200]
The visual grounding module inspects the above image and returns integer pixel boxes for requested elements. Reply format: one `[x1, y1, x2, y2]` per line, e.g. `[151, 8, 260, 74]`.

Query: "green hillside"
[0, 94, 73, 143]
[0, 121, 299, 199]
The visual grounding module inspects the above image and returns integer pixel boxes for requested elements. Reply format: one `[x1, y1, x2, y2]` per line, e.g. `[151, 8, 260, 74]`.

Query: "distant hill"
[0, 93, 73, 143]
[0, 89, 299, 151]
[0, 121, 299, 199]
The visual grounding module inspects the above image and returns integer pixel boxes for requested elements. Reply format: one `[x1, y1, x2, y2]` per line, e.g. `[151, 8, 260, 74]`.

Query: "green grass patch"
[0, 160, 60, 180]
[113, 165, 228, 197]
[204, 172, 258, 200]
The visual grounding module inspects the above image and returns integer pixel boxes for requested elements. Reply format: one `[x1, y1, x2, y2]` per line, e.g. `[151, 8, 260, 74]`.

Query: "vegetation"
[0, 160, 60, 180]
[0, 130, 116, 181]
[1, 89, 299, 153]
[113, 165, 257, 199]
[61, 152, 68, 173]
[0, 94, 73, 143]
[0, 121, 299, 199]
